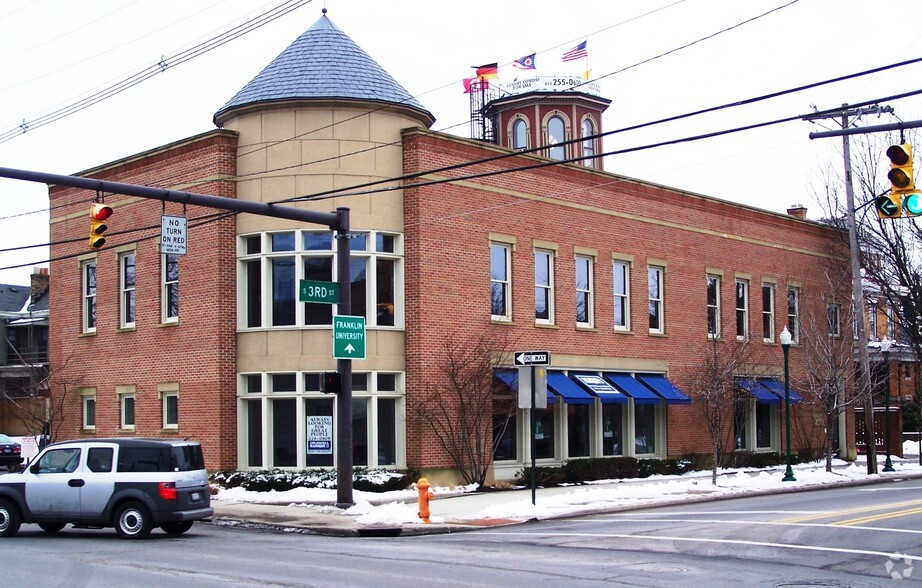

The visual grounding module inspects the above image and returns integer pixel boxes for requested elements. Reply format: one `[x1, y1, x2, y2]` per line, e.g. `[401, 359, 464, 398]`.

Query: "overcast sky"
[0, 0, 920, 285]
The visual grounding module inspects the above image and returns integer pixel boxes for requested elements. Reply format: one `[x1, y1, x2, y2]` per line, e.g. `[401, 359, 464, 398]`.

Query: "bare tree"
[2, 353, 82, 448]
[411, 329, 515, 487]
[686, 335, 754, 485]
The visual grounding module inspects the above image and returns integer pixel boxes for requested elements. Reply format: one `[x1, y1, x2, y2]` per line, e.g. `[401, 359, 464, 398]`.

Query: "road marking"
[836, 506, 922, 527]
[563, 516, 922, 535]
[473, 530, 922, 562]
[774, 498, 922, 524]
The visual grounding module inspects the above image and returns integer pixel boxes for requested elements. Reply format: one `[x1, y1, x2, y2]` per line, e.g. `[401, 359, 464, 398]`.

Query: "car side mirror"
[29, 462, 41, 474]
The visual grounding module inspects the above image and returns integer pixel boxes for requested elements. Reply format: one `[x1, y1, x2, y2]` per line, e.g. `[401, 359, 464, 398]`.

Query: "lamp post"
[881, 339, 895, 472]
[780, 327, 796, 482]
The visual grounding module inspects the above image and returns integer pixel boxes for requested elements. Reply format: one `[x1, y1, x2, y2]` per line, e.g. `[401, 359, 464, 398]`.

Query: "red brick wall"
[48, 131, 239, 471]
[403, 128, 849, 468]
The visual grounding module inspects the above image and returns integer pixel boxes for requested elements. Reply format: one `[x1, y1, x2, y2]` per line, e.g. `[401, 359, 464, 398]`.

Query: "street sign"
[518, 366, 547, 409]
[160, 215, 187, 255]
[514, 350, 551, 366]
[333, 315, 366, 359]
[299, 280, 339, 304]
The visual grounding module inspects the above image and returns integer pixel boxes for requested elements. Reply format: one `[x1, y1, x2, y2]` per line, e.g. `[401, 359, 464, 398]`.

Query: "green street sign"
[299, 280, 339, 304]
[333, 315, 366, 359]
[905, 192, 922, 216]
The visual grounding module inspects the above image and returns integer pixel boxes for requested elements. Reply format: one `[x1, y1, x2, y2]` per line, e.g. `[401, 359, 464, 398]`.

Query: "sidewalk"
[208, 458, 922, 537]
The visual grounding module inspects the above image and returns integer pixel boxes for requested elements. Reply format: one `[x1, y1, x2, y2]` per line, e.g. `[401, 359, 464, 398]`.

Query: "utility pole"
[804, 104, 892, 474]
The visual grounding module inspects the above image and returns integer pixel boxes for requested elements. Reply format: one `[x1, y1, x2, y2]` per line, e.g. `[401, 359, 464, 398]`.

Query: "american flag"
[561, 40, 587, 62]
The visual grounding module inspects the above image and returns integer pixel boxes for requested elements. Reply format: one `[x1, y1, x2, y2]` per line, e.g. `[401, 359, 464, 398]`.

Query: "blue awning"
[758, 379, 803, 404]
[547, 371, 595, 405]
[603, 373, 660, 404]
[494, 369, 555, 405]
[636, 374, 692, 405]
[571, 373, 627, 404]
[737, 379, 781, 404]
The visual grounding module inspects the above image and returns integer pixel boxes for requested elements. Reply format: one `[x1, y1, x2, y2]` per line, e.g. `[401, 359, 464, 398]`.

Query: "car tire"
[161, 521, 194, 535]
[38, 522, 66, 534]
[0, 499, 22, 538]
[114, 501, 153, 540]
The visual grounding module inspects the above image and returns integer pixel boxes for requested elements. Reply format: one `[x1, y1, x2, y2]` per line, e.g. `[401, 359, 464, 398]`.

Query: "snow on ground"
[213, 457, 922, 527]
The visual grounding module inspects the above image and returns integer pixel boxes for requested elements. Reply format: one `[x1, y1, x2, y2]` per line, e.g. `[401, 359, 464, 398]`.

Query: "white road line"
[558, 516, 922, 535]
[474, 530, 922, 561]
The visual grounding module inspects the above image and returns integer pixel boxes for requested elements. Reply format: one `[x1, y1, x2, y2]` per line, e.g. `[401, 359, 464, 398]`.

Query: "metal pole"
[782, 341, 796, 482]
[883, 346, 895, 472]
[335, 207, 354, 508]
[530, 364, 536, 506]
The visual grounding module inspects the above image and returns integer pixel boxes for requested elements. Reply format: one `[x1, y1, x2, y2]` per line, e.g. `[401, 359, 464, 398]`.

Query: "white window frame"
[545, 113, 568, 160]
[581, 116, 596, 168]
[535, 248, 555, 325]
[119, 251, 136, 329]
[827, 302, 842, 338]
[613, 259, 631, 331]
[118, 386, 136, 431]
[575, 254, 593, 328]
[707, 274, 721, 339]
[81, 259, 97, 334]
[490, 242, 512, 322]
[162, 253, 179, 323]
[736, 279, 749, 341]
[762, 283, 775, 343]
[787, 286, 800, 344]
[648, 265, 665, 334]
[80, 388, 96, 431]
[160, 383, 179, 430]
[511, 117, 529, 150]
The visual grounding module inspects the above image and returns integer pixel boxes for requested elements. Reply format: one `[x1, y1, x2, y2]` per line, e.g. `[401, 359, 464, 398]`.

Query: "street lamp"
[779, 327, 796, 482]
[881, 339, 895, 472]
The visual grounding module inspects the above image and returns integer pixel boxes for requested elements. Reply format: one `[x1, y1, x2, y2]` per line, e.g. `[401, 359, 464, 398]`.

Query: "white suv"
[0, 438, 213, 539]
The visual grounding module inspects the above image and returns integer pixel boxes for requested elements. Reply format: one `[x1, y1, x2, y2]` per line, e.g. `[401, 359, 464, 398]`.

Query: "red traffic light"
[91, 203, 113, 221]
[89, 203, 113, 249]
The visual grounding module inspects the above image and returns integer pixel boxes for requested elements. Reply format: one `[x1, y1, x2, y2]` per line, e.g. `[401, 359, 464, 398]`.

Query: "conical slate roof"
[214, 11, 433, 126]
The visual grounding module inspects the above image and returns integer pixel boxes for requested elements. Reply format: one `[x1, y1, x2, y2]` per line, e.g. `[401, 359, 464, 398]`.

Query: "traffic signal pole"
[0, 165, 356, 504]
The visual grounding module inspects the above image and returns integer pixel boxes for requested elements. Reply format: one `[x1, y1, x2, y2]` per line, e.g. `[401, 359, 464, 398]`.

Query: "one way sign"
[514, 350, 551, 366]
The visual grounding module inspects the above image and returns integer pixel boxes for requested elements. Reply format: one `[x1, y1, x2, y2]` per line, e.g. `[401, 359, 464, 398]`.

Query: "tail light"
[158, 482, 177, 500]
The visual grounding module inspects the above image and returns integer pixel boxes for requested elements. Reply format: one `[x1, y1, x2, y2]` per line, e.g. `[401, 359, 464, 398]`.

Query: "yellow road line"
[775, 499, 922, 524]
[836, 506, 922, 527]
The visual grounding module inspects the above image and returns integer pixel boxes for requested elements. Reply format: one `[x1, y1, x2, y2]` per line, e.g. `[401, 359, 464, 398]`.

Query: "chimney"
[786, 204, 807, 220]
[30, 267, 49, 304]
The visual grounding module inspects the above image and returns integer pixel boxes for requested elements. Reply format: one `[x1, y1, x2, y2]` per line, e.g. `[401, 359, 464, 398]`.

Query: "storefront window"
[602, 404, 623, 456]
[534, 407, 556, 459]
[634, 404, 656, 454]
[567, 404, 591, 458]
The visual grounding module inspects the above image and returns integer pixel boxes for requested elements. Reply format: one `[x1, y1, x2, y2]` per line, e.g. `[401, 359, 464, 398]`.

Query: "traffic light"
[886, 143, 915, 194]
[89, 203, 112, 249]
[875, 194, 902, 219]
[320, 371, 341, 394]
[904, 191, 922, 216]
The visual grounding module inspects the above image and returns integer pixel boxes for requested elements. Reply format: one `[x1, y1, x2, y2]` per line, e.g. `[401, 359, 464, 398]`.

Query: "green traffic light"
[906, 192, 922, 216]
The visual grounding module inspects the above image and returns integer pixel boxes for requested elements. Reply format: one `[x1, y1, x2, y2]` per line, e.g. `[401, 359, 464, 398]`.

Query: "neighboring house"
[0, 269, 49, 436]
[46, 12, 848, 480]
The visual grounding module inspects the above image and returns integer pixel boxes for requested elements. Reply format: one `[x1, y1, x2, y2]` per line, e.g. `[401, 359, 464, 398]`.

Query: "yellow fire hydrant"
[417, 477, 434, 523]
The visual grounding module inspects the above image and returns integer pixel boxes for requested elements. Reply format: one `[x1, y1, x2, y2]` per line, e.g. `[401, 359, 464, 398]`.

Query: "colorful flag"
[513, 53, 536, 70]
[462, 76, 490, 93]
[474, 63, 498, 79]
[561, 40, 588, 62]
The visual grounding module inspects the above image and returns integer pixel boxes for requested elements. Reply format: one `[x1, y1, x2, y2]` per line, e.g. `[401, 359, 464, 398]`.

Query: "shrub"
[210, 468, 418, 493]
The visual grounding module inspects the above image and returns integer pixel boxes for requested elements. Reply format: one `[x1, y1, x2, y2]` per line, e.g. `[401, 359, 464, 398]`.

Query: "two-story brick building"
[47, 11, 850, 481]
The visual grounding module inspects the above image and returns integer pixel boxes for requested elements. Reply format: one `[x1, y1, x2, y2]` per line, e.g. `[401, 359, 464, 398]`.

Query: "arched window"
[547, 116, 566, 160]
[581, 118, 596, 168]
[512, 119, 528, 150]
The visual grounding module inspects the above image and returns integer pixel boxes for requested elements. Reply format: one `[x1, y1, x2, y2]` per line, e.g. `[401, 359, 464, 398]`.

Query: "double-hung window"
[827, 302, 841, 337]
[787, 286, 800, 343]
[736, 279, 749, 340]
[547, 115, 567, 160]
[762, 283, 775, 342]
[575, 254, 593, 327]
[162, 254, 179, 323]
[120, 252, 136, 328]
[581, 118, 596, 168]
[80, 388, 96, 431]
[706, 274, 721, 339]
[82, 259, 97, 333]
[118, 386, 136, 431]
[490, 242, 512, 321]
[648, 265, 665, 334]
[535, 249, 555, 324]
[613, 259, 630, 331]
[160, 384, 179, 430]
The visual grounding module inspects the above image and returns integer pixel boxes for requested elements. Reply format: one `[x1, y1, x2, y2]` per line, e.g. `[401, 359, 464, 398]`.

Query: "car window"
[35, 448, 81, 474]
[87, 447, 113, 473]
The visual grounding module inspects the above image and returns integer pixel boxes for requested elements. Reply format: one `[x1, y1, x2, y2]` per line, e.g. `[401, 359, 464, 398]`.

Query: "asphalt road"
[4, 478, 921, 587]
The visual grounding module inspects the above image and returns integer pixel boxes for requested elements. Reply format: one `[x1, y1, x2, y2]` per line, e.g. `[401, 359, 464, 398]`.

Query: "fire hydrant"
[417, 477, 434, 523]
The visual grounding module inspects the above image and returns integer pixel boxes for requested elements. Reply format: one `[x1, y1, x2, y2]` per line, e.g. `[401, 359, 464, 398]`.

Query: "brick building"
[47, 12, 850, 481]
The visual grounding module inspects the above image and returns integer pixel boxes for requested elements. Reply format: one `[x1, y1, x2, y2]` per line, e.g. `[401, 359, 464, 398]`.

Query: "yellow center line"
[836, 506, 922, 527]
[775, 499, 922, 524]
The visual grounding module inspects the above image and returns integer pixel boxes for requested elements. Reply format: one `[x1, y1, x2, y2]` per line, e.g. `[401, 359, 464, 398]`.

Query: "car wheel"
[38, 522, 66, 534]
[0, 499, 22, 538]
[114, 501, 152, 540]
[161, 521, 194, 535]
